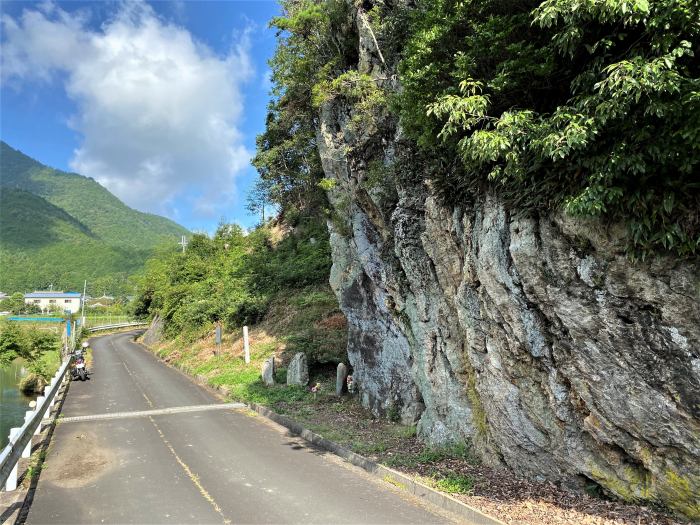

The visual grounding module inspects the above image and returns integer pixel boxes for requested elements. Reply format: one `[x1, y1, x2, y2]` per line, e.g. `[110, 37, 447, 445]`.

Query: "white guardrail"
[85, 321, 147, 333]
[0, 356, 71, 491]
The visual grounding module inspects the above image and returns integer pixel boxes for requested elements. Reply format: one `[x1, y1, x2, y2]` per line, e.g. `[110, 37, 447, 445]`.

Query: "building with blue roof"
[24, 291, 83, 314]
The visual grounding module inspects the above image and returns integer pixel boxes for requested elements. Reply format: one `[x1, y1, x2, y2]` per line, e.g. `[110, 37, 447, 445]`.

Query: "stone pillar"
[336, 363, 348, 396]
[287, 353, 309, 386]
[262, 357, 275, 386]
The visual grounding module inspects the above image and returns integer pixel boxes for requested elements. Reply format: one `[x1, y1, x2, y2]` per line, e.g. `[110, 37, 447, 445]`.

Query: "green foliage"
[397, 0, 700, 257]
[0, 292, 38, 314]
[26, 347, 61, 381]
[0, 142, 188, 294]
[133, 219, 332, 338]
[0, 321, 60, 370]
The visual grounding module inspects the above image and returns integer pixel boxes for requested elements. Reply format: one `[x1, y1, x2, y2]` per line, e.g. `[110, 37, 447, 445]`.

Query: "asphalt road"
[24, 331, 457, 524]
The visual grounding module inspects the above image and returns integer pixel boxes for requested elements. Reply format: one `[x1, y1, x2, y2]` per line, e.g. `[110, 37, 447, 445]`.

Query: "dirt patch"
[316, 313, 347, 330]
[43, 431, 114, 489]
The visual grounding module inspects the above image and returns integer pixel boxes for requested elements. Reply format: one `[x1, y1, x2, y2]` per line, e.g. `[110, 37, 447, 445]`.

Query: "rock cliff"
[316, 4, 700, 518]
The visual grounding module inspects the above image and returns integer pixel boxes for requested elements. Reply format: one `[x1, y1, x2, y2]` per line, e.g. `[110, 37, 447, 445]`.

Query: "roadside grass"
[383, 441, 478, 468]
[149, 286, 345, 409]
[25, 449, 48, 484]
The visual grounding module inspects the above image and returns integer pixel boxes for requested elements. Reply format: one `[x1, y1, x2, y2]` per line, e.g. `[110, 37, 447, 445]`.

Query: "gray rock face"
[313, 5, 700, 517]
[262, 357, 275, 386]
[287, 353, 309, 386]
[141, 315, 163, 346]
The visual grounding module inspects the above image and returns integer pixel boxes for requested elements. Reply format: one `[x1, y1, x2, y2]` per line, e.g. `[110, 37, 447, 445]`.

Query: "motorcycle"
[71, 343, 89, 381]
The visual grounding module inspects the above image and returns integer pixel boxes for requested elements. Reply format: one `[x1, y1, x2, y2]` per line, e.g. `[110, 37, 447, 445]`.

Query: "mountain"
[0, 142, 188, 295]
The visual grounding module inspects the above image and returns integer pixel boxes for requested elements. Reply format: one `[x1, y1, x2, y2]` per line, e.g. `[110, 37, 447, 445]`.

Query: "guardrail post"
[243, 326, 250, 364]
[34, 397, 45, 436]
[48, 378, 56, 410]
[22, 411, 34, 459]
[5, 428, 20, 491]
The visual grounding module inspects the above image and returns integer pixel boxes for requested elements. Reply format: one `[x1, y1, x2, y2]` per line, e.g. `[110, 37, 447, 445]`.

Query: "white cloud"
[1, 1, 253, 220]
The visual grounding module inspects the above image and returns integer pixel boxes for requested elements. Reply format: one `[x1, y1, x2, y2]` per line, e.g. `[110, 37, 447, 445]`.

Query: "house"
[24, 291, 83, 314]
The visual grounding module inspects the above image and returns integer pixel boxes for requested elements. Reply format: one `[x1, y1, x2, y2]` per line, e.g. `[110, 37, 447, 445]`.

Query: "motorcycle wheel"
[79, 369, 86, 381]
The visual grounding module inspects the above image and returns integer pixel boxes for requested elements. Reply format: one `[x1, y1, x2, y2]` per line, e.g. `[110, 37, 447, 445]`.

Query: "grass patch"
[352, 441, 389, 455]
[24, 449, 48, 485]
[384, 441, 476, 468]
[428, 472, 474, 494]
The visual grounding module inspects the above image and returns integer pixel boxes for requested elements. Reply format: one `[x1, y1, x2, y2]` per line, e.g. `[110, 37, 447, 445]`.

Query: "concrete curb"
[133, 332, 505, 525]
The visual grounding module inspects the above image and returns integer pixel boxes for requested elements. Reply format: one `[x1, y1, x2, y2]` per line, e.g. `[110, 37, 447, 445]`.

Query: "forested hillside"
[0, 142, 189, 294]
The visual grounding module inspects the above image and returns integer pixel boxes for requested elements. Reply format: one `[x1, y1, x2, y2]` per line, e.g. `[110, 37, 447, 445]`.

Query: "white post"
[6, 428, 20, 491]
[23, 411, 33, 458]
[243, 326, 250, 364]
[48, 378, 57, 409]
[34, 396, 45, 435]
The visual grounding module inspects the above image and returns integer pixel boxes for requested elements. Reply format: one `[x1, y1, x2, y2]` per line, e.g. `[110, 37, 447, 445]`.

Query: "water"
[0, 359, 35, 449]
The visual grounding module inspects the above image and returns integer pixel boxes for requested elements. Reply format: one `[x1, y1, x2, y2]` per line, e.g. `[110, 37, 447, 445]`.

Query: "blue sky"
[0, 0, 281, 232]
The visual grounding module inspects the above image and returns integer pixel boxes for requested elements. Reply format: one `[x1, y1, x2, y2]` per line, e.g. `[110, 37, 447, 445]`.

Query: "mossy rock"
[19, 373, 46, 395]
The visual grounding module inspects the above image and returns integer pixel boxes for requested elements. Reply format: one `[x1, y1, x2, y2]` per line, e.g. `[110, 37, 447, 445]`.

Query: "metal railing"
[81, 315, 134, 328]
[85, 321, 147, 333]
[0, 357, 71, 491]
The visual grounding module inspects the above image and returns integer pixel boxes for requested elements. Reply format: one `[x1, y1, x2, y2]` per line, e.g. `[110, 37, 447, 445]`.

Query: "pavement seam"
[45, 403, 247, 424]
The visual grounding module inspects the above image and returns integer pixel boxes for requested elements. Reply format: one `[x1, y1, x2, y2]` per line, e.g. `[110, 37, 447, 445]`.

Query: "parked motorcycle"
[71, 343, 89, 381]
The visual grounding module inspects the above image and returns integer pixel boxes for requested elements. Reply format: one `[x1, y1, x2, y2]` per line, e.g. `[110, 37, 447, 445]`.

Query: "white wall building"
[24, 291, 83, 314]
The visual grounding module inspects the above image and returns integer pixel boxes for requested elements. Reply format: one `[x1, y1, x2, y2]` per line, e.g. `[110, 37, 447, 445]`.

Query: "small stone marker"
[286, 352, 309, 386]
[336, 363, 348, 396]
[262, 357, 275, 386]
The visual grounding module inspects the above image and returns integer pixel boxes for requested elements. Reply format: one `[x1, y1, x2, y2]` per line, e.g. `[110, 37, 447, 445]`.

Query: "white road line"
[46, 403, 246, 424]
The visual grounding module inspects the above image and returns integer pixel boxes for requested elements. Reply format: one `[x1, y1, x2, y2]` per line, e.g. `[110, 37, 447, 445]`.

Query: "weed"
[383, 475, 407, 490]
[430, 472, 474, 494]
[386, 404, 401, 423]
[390, 424, 417, 439]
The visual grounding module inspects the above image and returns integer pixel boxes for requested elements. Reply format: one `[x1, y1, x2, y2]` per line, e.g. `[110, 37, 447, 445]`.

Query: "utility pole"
[81, 280, 87, 326]
[178, 235, 188, 253]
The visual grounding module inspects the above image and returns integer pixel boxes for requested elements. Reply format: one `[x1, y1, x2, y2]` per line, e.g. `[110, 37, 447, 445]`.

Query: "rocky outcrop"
[315, 4, 700, 518]
[141, 314, 164, 346]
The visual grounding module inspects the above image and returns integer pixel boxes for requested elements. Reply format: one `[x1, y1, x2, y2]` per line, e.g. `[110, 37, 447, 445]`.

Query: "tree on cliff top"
[252, 0, 356, 222]
[398, 0, 700, 257]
